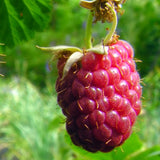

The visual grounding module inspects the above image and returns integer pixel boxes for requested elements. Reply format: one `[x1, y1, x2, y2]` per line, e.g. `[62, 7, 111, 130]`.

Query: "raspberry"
[56, 40, 142, 152]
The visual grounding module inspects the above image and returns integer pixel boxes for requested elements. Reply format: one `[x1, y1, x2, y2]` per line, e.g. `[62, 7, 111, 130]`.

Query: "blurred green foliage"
[0, 0, 160, 159]
[140, 68, 160, 147]
[0, 0, 52, 47]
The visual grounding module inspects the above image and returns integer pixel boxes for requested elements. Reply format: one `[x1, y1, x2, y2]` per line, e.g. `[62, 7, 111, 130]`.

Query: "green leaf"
[47, 116, 65, 131]
[65, 132, 112, 160]
[127, 146, 160, 160]
[112, 133, 143, 160]
[0, 0, 52, 47]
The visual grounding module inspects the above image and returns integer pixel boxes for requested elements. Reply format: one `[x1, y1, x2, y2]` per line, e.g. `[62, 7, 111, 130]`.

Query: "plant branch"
[85, 11, 93, 49]
[103, 3, 118, 45]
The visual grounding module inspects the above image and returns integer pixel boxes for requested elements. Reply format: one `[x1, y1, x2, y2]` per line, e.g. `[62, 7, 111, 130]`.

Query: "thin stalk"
[103, 3, 118, 45]
[85, 11, 93, 49]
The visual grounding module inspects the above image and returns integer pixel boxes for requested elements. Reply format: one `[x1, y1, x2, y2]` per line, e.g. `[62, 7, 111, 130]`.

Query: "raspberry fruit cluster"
[56, 40, 142, 152]
[37, 0, 142, 153]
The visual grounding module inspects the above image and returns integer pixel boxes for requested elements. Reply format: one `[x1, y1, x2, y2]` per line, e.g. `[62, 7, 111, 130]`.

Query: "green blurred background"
[0, 0, 160, 159]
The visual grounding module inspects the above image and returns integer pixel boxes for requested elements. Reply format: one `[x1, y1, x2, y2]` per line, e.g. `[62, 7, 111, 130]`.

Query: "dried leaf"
[62, 51, 83, 79]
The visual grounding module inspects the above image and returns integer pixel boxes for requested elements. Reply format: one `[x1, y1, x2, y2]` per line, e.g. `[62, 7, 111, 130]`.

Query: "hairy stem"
[103, 3, 118, 45]
[85, 11, 93, 49]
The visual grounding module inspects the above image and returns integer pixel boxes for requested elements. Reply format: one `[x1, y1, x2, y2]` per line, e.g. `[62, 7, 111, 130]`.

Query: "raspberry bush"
[37, 0, 142, 152]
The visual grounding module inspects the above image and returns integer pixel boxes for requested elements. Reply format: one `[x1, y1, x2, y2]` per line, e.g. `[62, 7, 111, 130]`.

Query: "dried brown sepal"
[62, 51, 83, 79]
[105, 33, 120, 45]
[80, 0, 126, 23]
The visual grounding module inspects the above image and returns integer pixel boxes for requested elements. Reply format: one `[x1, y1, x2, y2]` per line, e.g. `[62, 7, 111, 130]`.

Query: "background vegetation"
[0, 0, 160, 159]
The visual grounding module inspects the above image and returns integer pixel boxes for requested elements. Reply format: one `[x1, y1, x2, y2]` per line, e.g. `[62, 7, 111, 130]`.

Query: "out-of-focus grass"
[139, 68, 160, 147]
[0, 77, 75, 160]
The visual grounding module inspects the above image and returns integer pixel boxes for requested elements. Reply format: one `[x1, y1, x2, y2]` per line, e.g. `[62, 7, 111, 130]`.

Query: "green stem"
[103, 3, 118, 45]
[85, 11, 93, 49]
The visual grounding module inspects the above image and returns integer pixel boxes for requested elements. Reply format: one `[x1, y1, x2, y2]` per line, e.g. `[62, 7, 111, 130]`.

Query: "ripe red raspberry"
[56, 40, 142, 152]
